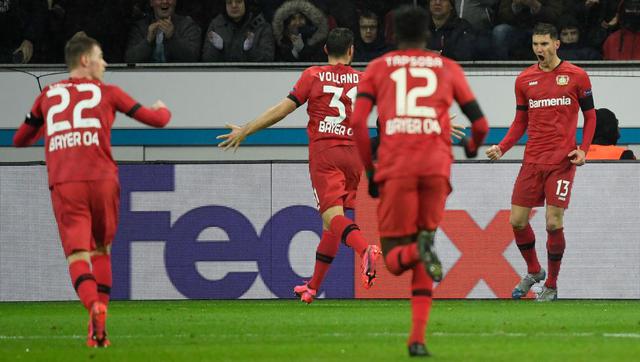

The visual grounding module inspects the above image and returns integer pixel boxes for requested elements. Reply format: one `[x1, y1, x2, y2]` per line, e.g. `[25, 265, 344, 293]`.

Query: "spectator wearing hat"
[272, 0, 328, 61]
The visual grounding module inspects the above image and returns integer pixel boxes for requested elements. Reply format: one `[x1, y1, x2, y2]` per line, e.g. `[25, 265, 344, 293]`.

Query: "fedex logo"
[111, 165, 354, 300]
[110, 164, 533, 300]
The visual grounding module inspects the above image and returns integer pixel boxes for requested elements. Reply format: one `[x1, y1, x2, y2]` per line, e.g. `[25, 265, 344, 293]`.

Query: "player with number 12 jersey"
[218, 28, 381, 304]
[351, 6, 488, 356]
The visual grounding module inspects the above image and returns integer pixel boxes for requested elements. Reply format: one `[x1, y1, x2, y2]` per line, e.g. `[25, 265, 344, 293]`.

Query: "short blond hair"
[64, 32, 100, 70]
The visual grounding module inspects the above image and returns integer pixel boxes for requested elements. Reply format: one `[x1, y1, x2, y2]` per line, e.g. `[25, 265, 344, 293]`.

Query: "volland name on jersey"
[318, 72, 359, 84]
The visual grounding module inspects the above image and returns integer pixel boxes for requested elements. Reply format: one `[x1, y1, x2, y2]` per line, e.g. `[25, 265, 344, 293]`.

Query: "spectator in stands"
[202, 0, 274, 62]
[603, 0, 640, 60]
[455, 0, 499, 32]
[125, 0, 201, 63]
[46, 0, 131, 63]
[272, 0, 328, 61]
[557, 17, 601, 60]
[428, 0, 476, 61]
[565, 0, 620, 50]
[353, 10, 390, 62]
[0, 0, 47, 63]
[454, 0, 499, 59]
[586, 108, 636, 160]
[492, 0, 564, 59]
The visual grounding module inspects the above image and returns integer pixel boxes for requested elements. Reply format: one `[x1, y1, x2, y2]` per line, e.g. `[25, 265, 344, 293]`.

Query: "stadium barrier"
[1, 161, 638, 301]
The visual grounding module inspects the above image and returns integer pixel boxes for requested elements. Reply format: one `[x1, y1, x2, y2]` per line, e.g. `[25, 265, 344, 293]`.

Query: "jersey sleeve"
[514, 75, 528, 111]
[287, 68, 313, 107]
[107, 85, 142, 116]
[451, 62, 476, 106]
[577, 70, 594, 112]
[355, 62, 377, 103]
[108, 85, 171, 127]
[27, 90, 46, 128]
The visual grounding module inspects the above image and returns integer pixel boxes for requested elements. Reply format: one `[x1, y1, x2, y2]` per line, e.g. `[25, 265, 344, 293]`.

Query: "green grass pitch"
[1, 300, 639, 361]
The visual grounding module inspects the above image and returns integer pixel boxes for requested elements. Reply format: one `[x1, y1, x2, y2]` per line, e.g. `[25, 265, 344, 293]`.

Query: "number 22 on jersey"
[46, 84, 102, 152]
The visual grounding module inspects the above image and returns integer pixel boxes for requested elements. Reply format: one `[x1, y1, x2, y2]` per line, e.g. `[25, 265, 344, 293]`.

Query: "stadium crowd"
[2, 0, 640, 64]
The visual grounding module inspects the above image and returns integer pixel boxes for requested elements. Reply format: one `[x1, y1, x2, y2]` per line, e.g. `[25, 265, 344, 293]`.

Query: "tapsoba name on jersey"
[385, 55, 443, 68]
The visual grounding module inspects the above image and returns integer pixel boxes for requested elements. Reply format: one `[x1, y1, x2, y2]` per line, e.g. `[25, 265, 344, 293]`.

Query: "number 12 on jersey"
[390, 67, 438, 118]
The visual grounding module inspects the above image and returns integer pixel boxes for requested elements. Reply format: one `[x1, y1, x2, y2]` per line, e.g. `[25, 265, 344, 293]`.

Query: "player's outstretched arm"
[217, 98, 297, 151]
[128, 100, 171, 128]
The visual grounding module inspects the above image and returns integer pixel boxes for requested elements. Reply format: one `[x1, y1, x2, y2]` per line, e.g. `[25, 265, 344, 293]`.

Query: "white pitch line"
[1, 332, 639, 340]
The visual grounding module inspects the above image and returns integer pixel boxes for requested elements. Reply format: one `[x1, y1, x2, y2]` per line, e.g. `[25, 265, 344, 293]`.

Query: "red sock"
[545, 228, 565, 289]
[329, 215, 368, 256]
[384, 243, 419, 276]
[91, 254, 112, 306]
[513, 224, 541, 274]
[68, 260, 98, 311]
[409, 264, 433, 345]
[308, 230, 339, 291]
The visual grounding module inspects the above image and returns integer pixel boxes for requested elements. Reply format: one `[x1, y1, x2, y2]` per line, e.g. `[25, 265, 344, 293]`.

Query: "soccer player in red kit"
[217, 28, 381, 304]
[13, 33, 171, 347]
[486, 23, 596, 302]
[351, 6, 489, 357]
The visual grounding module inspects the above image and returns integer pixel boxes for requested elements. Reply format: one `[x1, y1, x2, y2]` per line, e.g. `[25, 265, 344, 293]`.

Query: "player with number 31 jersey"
[218, 28, 381, 305]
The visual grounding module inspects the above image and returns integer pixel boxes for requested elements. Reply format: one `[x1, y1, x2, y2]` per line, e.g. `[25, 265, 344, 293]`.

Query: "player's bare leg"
[537, 205, 565, 301]
[510, 205, 546, 299]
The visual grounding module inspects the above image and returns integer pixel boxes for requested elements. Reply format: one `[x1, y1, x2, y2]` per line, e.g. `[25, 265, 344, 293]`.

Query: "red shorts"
[377, 176, 452, 238]
[511, 162, 576, 209]
[309, 145, 362, 213]
[50, 179, 120, 257]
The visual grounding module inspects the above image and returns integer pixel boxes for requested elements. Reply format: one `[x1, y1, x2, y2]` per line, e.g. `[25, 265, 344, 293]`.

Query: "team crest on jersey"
[556, 75, 570, 86]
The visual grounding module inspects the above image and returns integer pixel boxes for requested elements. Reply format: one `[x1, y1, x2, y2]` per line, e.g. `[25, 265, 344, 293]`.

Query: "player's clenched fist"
[485, 145, 503, 160]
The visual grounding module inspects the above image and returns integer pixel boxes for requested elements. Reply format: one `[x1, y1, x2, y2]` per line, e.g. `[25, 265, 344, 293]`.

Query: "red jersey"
[355, 49, 478, 181]
[503, 61, 594, 165]
[288, 64, 362, 156]
[22, 78, 170, 186]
